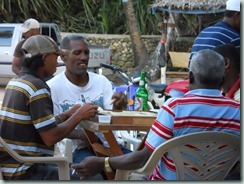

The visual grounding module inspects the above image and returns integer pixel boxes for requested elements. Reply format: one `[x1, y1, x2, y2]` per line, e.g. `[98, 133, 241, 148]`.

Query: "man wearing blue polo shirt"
[188, 0, 240, 66]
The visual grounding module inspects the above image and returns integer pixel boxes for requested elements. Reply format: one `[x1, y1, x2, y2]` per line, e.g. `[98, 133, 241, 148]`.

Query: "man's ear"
[224, 57, 231, 69]
[234, 11, 240, 19]
[60, 55, 67, 62]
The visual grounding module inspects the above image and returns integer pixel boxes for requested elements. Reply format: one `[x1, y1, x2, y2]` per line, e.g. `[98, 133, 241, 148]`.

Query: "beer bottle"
[134, 71, 148, 111]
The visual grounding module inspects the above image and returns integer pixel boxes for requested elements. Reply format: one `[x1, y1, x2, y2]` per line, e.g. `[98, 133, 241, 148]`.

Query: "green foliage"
[0, 0, 166, 35]
[133, 0, 159, 34]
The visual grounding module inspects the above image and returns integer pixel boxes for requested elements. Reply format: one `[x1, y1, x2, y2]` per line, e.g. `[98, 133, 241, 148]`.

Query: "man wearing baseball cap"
[12, 18, 40, 75]
[0, 35, 99, 180]
[189, 0, 240, 66]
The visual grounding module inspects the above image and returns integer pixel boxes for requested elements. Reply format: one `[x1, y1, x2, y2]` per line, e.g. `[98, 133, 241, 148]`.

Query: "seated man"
[47, 34, 130, 167]
[71, 49, 240, 180]
[213, 44, 240, 101]
[0, 35, 98, 180]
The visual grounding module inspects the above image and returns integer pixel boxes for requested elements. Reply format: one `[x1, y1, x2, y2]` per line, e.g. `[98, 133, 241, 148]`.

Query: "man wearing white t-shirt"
[47, 34, 130, 174]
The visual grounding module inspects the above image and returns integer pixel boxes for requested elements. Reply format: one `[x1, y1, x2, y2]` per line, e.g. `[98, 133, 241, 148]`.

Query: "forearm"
[55, 112, 70, 124]
[40, 115, 82, 146]
[71, 146, 152, 178]
[109, 147, 151, 170]
[40, 103, 98, 147]
[67, 129, 84, 139]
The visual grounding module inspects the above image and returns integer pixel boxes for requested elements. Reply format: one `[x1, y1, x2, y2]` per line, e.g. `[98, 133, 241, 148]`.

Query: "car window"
[0, 27, 14, 46]
[41, 27, 58, 43]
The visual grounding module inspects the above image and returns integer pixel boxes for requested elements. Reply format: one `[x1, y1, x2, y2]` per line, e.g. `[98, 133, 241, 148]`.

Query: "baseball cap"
[226, 0, 240, 12]
[19, 18, 40, 33]
[22, 35, 67, 57]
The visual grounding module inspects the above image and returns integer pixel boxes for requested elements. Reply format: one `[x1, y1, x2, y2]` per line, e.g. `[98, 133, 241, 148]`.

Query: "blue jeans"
[73, 147, 96, 163]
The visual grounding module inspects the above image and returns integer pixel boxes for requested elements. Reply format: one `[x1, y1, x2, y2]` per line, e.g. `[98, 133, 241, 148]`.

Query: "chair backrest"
[115, 131, 240, 180]
[0, 166, 3, 180]
[0, 136, 71, 180]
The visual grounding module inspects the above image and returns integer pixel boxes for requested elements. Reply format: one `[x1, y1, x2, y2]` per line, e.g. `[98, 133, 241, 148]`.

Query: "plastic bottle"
[134, 71, 148, 111]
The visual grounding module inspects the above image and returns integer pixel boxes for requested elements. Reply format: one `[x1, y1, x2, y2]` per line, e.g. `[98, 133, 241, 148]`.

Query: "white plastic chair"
[119, 131, 142, 151]
[0, 137, 72, 180]
[115, 131, 240, 180]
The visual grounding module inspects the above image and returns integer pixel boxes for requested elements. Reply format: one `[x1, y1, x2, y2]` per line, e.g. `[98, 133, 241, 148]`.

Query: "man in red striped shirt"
[71, 49, 240, 180]
[213, 44, 240, 101]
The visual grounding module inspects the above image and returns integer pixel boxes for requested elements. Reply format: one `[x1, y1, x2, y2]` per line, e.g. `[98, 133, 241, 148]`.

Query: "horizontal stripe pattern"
[189, 21, 240, 63]
[0, 74, 56, 179]
[0, 142, 54, 155]
[1, 165, 31, 176]
[145, 89, 240, 180]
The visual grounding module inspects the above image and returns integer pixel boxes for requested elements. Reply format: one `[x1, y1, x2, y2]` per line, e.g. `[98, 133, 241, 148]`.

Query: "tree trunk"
[122, 0, 148, 71]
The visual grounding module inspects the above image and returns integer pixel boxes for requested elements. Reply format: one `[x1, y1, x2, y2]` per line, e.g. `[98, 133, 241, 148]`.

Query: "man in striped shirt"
[189, 0, 240, 67]
[0, 35, 98, 180]
[71, 49, 240, 180]
[213, 44, 240, 101]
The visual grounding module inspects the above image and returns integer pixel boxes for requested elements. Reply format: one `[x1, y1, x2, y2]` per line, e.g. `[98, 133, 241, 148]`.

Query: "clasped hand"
[71, 156, 104, 179]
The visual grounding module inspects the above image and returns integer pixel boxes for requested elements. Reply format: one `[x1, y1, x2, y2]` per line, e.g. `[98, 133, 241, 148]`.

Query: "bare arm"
[12, 57, 21, 75]
[39, 103, 98, 147]
[71, 146, 153, 178]
[112, 91, 127, 110]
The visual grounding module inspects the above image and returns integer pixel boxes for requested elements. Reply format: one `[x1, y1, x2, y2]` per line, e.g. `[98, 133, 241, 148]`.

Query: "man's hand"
[71, 156, 104, 178]
[111, 91, 127, 110]
[74, 103, 98, 120]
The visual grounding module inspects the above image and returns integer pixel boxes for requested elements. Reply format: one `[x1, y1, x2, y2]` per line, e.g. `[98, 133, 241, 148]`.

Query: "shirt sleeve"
[145, 98, 175, 151]
[29, 88, 57, 132]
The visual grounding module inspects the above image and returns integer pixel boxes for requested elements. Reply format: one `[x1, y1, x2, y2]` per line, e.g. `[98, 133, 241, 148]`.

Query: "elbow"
[43, 140, 56, 147]
[41, 137, 57, 147]
[137, 147, 152, 167]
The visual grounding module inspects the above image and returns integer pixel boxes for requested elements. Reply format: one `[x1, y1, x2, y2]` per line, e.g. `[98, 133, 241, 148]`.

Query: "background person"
[0, 35, 98, 180]
[71, 49, 240, 180]
[188, 0, 240, 66]
[12, 18, 40, 75]
[213, 44, 240, 101]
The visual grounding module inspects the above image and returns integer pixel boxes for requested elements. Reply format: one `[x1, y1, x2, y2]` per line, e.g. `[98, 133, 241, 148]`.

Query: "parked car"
[0, 23, 111, 78]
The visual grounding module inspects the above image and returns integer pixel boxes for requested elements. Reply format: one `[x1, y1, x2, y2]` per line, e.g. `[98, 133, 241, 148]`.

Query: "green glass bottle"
[134, 71, 148, 111]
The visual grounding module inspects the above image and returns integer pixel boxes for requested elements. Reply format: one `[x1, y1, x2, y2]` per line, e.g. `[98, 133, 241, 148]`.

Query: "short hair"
[224, 10, 238, 18]
[189, 49, 225, 86]
[213, 44, 240, 73]
[60, 34, 88, 50]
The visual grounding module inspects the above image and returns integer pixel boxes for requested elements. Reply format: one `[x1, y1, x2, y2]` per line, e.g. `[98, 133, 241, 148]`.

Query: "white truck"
[0, 23, 111, 78]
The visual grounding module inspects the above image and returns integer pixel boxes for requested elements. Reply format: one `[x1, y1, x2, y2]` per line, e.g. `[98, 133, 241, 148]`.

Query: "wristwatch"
[104, 157, 113, 172]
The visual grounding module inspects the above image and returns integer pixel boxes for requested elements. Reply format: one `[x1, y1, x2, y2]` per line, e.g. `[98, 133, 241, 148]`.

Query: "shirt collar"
[185, 89, 222, 97]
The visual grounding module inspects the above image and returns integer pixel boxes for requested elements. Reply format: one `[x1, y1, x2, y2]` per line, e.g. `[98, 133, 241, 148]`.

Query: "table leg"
[83, 129, 123, 180]
[102, 130, 123, 156]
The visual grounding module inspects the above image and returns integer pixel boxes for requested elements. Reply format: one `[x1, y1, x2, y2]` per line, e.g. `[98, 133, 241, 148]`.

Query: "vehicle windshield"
[0, 27, 14, 46]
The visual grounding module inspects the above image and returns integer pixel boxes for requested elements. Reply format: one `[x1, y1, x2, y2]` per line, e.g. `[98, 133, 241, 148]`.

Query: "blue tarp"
[152, 6, 226, 14]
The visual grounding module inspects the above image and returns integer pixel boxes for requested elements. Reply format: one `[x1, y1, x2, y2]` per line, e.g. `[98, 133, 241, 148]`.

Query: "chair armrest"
[0, 136, 71, 180]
